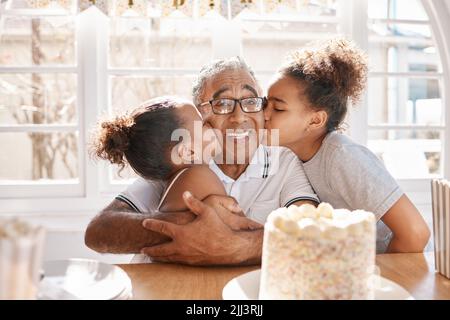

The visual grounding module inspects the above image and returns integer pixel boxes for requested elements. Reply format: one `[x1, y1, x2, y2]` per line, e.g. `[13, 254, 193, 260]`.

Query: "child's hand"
[204, 194, 245, 217]
[203, 194, 263, 231]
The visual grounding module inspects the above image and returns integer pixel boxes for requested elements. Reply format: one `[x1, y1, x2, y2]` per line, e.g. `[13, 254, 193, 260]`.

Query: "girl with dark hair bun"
[91, 97, 227, 212]
[264, 38, 430, 253]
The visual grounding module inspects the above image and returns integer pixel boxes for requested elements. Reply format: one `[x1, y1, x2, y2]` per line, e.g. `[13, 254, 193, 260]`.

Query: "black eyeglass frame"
[198, 97, 267, 115]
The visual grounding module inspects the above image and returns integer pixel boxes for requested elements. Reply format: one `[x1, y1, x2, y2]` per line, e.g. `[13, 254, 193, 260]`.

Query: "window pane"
[0, 131, 79, 181]
[0, 73, 77, 125]
[390, 0, 428, 21]
[368, 21, 441, 73]
[0, 16, 76, 66]
[242, 22, 338, 71]
[368, 77, 443, 125]
[368, 0, 428, 21]
[368, 130, 442, 179]
[109, 17, 212, 68]
[110, 75, 196, 112]
[370, 21, 431, 39]
[369, 42, 442, 73]
[368, 0, 389, 19]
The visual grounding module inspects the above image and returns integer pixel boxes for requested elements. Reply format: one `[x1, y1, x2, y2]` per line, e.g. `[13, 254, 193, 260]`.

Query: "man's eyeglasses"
[199, 97, 267, 115]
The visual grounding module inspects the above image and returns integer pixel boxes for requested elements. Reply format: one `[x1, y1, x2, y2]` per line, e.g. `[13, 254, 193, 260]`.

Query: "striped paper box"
[431, 179, 450, 279]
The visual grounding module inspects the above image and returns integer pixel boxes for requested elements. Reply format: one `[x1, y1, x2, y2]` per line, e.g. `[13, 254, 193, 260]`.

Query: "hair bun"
[288, 37, 368, 104]
[90, 113, 135, 168]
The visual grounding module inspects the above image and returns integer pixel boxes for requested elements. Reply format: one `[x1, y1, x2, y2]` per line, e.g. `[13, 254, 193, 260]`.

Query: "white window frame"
[0, 5, 83, 199]
[0, 6, 112, 213]
[423, 0, 450, 181]
[0, 0, 448, 215]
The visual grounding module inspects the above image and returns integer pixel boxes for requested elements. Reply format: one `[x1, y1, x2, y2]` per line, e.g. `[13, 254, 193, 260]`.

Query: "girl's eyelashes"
[267, 101, 285, 112]
[270, 103, 286, 112]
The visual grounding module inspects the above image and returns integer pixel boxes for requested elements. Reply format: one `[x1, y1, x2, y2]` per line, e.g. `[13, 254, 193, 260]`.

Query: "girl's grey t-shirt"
[302, 132, 404, 253]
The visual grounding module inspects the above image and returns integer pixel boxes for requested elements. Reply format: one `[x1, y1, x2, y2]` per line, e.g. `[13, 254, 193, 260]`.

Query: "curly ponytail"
[90, 97, 183, 180]
[91, 113, 135, 171]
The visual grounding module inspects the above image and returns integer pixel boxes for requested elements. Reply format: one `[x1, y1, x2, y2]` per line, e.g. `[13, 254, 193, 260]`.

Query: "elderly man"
[85, 57, 318, 266]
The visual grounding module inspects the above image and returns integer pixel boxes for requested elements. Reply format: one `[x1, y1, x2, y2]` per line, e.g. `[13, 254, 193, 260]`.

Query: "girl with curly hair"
[91, 97, 227, 213]
[264, 38, 430, 253]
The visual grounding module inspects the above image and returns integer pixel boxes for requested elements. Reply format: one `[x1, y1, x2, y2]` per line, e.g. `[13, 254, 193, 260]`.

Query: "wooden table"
[376, 252, 450, 300]
[118, 252, 450, 300]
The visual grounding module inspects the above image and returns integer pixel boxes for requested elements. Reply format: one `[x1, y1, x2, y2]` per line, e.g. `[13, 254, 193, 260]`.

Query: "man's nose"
[229, 102, 247, 124]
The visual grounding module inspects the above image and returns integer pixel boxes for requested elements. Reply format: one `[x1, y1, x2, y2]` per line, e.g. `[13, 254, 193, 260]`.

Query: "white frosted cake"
[259, 203, 376, 300]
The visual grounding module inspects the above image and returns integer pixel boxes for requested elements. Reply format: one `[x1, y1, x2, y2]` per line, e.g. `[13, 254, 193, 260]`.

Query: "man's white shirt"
[118, 145, 319, 224]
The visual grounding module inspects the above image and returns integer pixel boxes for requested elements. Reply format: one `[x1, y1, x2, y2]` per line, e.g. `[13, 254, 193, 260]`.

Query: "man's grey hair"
[192, 56, 258, 106]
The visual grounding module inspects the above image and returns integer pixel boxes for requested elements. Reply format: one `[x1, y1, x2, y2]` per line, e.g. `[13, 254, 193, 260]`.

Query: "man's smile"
[226, 129, 252, 140]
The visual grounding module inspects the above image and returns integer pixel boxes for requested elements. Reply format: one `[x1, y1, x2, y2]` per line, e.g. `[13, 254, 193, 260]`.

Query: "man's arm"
[84, 199, 195, 254]
[141, 192, 264, 266]
[85, 196, 258, 254]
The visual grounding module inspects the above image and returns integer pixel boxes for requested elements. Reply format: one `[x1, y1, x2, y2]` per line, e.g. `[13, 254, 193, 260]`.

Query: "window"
[105, 2, 214, 190]
[241, 0, 339, 88]
[365, 0, 445, 181]
[0, 0, 448, 213]
[0, 0, 82, 198]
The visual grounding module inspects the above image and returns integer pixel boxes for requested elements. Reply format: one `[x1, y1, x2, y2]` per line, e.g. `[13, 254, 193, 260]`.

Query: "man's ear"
[309, 110, 328, 130]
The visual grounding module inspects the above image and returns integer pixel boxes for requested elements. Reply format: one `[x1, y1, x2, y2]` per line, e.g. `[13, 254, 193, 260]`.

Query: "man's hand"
[140, 192, 263, 266]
